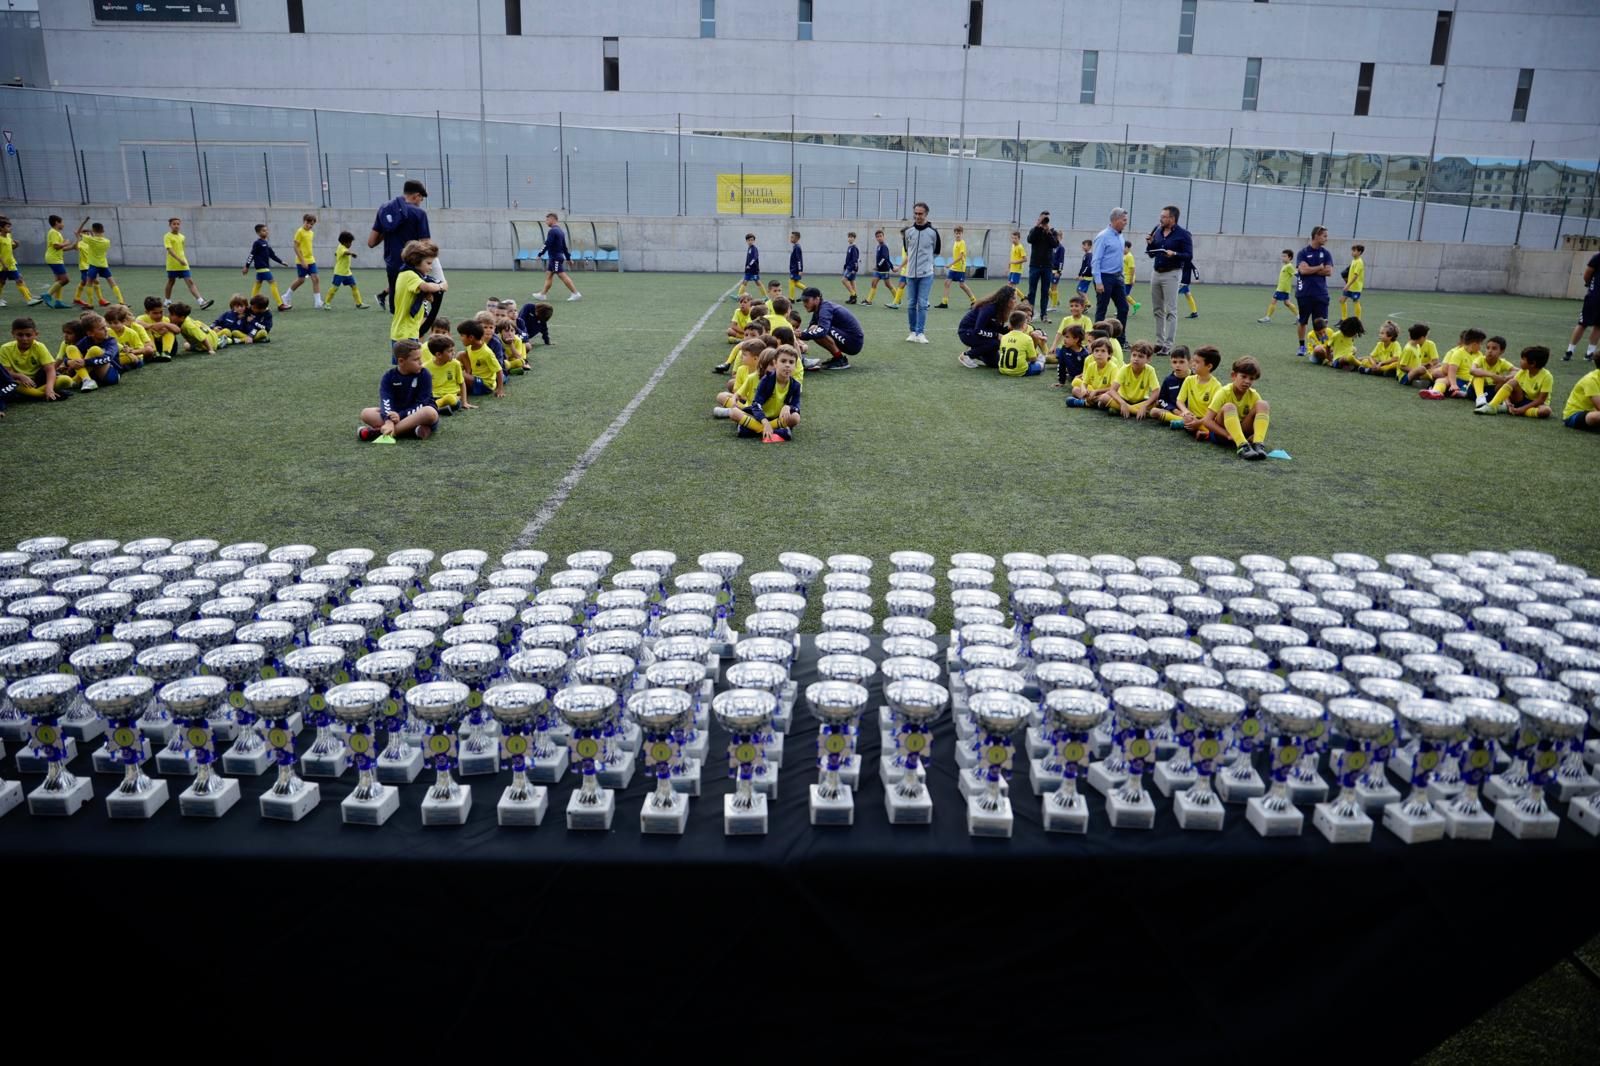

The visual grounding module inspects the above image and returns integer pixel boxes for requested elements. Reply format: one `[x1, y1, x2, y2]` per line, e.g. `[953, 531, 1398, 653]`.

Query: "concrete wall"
[0, 203, 1590, 300]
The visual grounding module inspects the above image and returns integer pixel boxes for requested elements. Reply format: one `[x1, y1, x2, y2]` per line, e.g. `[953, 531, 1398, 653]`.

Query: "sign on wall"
[93, 2, 239, 24]
[716, 174, 793, 215]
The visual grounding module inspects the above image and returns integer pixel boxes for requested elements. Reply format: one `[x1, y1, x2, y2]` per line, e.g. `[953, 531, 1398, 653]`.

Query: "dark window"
[287, 0, 304, 34]
[701, 0, 715, 39]
[1242, 58, 1261, 111]
[797, 0, 812, 40]
[1355, 62, 1374, 116]
[1430, 10, 1452, 66]
[967, 1, 983, 46]
[1080, 50, 1098, 104]
[1511, 67, 1534, 122]
[603, 37, 619, 92]
[506, 0, 521, 35]
[1178, 0, 1196, 54]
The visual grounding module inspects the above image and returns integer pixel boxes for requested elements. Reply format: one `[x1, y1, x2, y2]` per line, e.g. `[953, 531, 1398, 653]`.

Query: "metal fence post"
[676, 113, 683, 217]
[1512, 139, 1535, 247]
[202, 151, 211, 207]
[1218, 129, 1233, 233]
[12, 151, 27, 204]
[189, 106, 204, 206]
[1553, 197, 1567, 250]
[965, 168, 972, 219]
[1242, 154, 1253, 234]
[263, 152, 272, 206]
[435, 110, 446, 209]
[1071, 176, 1078, 229]
[557, 112, 566, 212]
[625, 160, 630, 214]
[314, 108, 326, 207]
[1461, 183, 1472, 243]
[1584, 152, 1600, 239]
[325, 152, 332, 207]
[740, 163, 745, 216]
[385, 155, 392, 201]
[903, 118, 910, 220]
[1119, 123, 1129, 205]
[142, 150, 152, 204]
[81, 149, 91, 203]
[1013, 120, 1022, 222]
[1320, 132, 1334, 226]
[789, 114, 795, 216]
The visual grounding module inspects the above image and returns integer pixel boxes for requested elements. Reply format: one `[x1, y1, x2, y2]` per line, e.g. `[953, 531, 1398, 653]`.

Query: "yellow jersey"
[1399, 339, 1438, 373]
[1276, 263, 1295, 293]
[1177, 374, 1221, 417]
[1367, 340, 1401, 367]
[389, 270, 430, 341]
[949, 240, 967, 273]
[0, 234, 16, 270]
[1563, 368, 1600, 420]
[997, 329, 1038, 377]
[110, 324, 147, 355]
[333, 243, 356, 275]
[45, 228, 69, 265]
[1114, 362, 1159, 403]
[1077, 357, 1119, 391]
[898, 246, 909, 279]
[1308, 326, 1333, 352]
[1214, 384, 1261, 417]
[78, 233, 111, 268]
[732, 363, 760, 403]
[0, 339, 54, 376]
[1054, 314, 1093, 345]
[1511, 367, 1553, 403]
[755, 375, 796, 420]
[731, 307, 752, 332]
[430, 357, 464, 401]
[1470, 353, 1513, 379]
[765, 312, 787, 334]
[163, 232, 188, 271]
[293, 226, 315, 265]
[1441, 345, 1475, 379]
[1122, 252, 1135, 285]
[176, 317, 214, 347]
[466, 343, 500, 386]
[1345, 258, 1364, 293]
[1329, 332, 1356, 364]
[1106, 338, 1123, 364]
[1008, 243, 1025, 273]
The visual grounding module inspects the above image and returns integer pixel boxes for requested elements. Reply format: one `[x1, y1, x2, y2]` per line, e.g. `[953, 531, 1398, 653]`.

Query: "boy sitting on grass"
[1067, 338, 1120, 408]
[1468, 335, 1515, 409]
[1179, 344, 1223, 439]
[735, 344, 801, 442]
[1475, 345, 1552, 419]
[428, 334, 468, 415]
[1562, 351, 1600, 431]
[359, 338, 439, 442]
[1199, 355, 1272, 460]
[1107, 340, 1160, 418]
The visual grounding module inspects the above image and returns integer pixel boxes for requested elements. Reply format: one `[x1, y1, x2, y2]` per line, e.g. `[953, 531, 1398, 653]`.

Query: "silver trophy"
[570, 652, 639, 788]
[714, 687, 777, 836]
[1441, 697, 1519, 839]
[1381, 698, 1464, 843]
[697, 551, 745, 648]
[1171, 687, 1246, 831]
[438, 641, 503, 777]
[0, 639, 61, 744]
[1246, 692, 1325, 837]
[354, 649, 424, 784]
[727, 650, 793, 753]
[486, 682, 551, 827]
[328, 680, 397, 826]
[65, 641, 135, 749]
[1104, 686, 1176, 830]
[211, 642, 272, 777]
[505, 647, 573, 783]
[1217, 668, 1284, 802]
[248, 676, 320, 822]
[282, 644, 352, 779]
[407, 679, 473, 826]
[1494, 698, 1586, 839]
[555, 683, 621, 830]
[16, 672, 95, 815]
[137, 641, 201, 764]
[630, 687, 694, 834]
[814, 654, 876, 789]
[965, 689, 1031, 838]
[884, 678, 948, 825]
[1312, 697, 1395, 843]
[158, 675, 235, 817]
[643, 659, 709, 792]
[806, 680, 870, 826]
[1039, 689, 1111, 833]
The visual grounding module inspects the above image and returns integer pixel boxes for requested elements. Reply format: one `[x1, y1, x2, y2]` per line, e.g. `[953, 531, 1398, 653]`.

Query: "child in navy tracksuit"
[358, 339, 439, 441]
[517, 301, 554, 345]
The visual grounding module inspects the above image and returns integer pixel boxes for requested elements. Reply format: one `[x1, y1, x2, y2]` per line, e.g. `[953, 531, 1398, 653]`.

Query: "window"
[287, 0, 304, 34]
[505, 0, 521, 35]
[603, 37, 619, 91]
[700, 0, 715, 38]
[1242, 57, 1261, 111]
[1430, 10, 1452, 66]
[967, 1, 983, 46]
[1080, 50, 1098, 104]
[1178, 0, 1196, 54]
[797, 0, 812, 40]
[1511, 67, 1534, 121]
[1354, 62, 1374, 116]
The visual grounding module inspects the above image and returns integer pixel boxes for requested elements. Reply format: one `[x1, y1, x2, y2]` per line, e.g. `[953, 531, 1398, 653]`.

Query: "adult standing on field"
[900, 202, 941, 344]
[369, 179, 431, 313]
[1294, 226, 1334, 358]
[1145, 205, 1192, 349]
[528, 211, 582, 303]
[1025, 212, 1058, 323]
[1092, 208, 1130, 327]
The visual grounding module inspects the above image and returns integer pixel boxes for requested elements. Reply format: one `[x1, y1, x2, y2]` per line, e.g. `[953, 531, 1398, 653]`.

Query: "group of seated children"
[713, 331, 803, 442]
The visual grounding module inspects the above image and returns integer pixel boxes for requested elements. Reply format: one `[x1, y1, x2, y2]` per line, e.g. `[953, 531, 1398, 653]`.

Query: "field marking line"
[511, 286, 735, 549]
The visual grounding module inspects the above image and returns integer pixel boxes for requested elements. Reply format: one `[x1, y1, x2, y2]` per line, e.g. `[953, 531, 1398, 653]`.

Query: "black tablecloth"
[6, 643, 1597, 1059]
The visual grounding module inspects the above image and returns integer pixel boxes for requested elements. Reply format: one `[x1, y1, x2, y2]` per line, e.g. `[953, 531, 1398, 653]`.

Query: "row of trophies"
[2, 536, 1598, 842]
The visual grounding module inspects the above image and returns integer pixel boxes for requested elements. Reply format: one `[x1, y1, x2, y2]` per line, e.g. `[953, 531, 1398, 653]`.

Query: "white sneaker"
[78, 378, 98, 391]
[162, 298, 172, 307]
[567, 293, 583, 302]
[957, 354, 982, 369]
[713, 407, 731, 419]
[0, 299, 7, 308]
[1257, 316, 1272, 323]
[529, 292, 547, 301]
[906, 332, 918, 343]
[914, 333, 929, 344]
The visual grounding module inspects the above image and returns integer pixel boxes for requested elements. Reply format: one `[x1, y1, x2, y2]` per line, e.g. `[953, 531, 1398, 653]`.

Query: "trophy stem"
[980, 771, 1004, 812]
[41, 756, 71, 792]
[817, 765, 841, 801]
[428, 767, 457, 802]
[353, 766, 380, 802]
[118, 761, 147, 795]
[1450, 782, 1482, 816]
[733, 769, 756, 810]
[577, 771, 601, 805]
[272, 762, 301, 796]
[651, 774, 674, 809]
[193, 758, 217, 795]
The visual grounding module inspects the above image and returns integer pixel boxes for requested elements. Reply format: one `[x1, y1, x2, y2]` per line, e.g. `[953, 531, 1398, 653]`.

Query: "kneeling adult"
[799, 287, 863, 371]
[957, 285, 1018, 369]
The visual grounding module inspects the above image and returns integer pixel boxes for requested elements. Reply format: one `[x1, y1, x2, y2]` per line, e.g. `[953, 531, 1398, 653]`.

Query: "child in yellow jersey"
[1092, 319, 1125, 364]
[138, 296, 180, 361]
[1200, 356, 1272, 460]
[1477, 345, 1553, 419]
[1562, 351, 1600, 431]
[1325, 317, 1365, 370]
[717, 341, 770, 419]
[0, 217, 40, 308]
[1468, 336, 1515, 409]
[458, 319, 504, 398]
[939, 225, 977, 309]
[734, 345, 801, 441]
[287, 213, 323, 309]
[326, 230, 369, 309]
[1258, 250, 1298, 322]
[73, 221, 122, 307]
[997, 310, 1043, 378]
[1365, 320, 1402, 375]
[0, 317, 68, 402]
[54, 319, 90, 391]
[1397, 323, 1439, 385]
[1067, 339, 1120, 407]
[1108, 341, 1161, 418]
[1122, 241, 1141, 317]
[1340, 244, 1365, 320]
[390, 239, 446, 345]
[42, 215, 76, 309]
[1178, 344, 1224, 438]
[766, 296, 791, 335]
[890, 245, 909, 307]
[1306, 317, 1335, 365]
[727, 293, 755, 343]
[427, 335, 468, 414]
[1422, 328, 1484, 399]
[497, 319, 526, 375]
[161, 217, 211, 309]
[1054, 294, 1094, 350]
[1007, 232, 1025, 286]
[103, 305, 152, 368]
[167, 302, 219, 354]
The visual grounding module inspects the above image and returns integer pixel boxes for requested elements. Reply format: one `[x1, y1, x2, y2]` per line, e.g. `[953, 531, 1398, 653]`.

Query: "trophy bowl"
[885, 589, 936, 619]
[890, 550, 936, 574]
[951, 552, 996, 572]
[653, 636, 713, 665]
[744, 610, 801, 643]
[566, 550, 615, 576]
[958, 643, 1020, 674]
[73, 591, 136, 631]
[734, 636, 795, 669]
[519, 623, 580, 655]
[552, 683, 619, 732]
[506, 647, 569, 689]
[84, 674, 156, 718]
[881, 656, 943, 684]
[571, 652, 637, 692]
[70, 640, 137, 683]
[1035, 661, 1097, 694]
[485, 681, 547, 730]
[243, 676, 311, 719]
[355, 649, 416, 689]
[725, 658, 789, 702]
[881, 635, 938, 661]
[644, 658, 706, 697]
[814, 630, 874, 658]
[816, 654, 878, 686]
[590, 607, 648, 637]
[712, 686, 777, 736]
[324, 680, 391, 726]
[958, 623, 1020, 651]
[157, 673, 227, 720]
[881, 617, 937, 642]
[500, 549, 549, 575]
[628, 686, 693, 738]
[778, 552, 825, 591]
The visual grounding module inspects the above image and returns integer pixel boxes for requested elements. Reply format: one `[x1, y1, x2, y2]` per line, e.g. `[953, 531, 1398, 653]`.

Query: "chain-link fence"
[2, 88, 1597, 249]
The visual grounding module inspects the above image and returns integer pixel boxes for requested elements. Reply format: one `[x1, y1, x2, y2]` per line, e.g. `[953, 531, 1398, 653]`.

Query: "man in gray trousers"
[1144, 205, 1193, 350]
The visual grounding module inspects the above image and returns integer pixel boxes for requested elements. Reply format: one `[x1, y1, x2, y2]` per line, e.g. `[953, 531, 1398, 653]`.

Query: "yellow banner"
[716, 173, 792, 215]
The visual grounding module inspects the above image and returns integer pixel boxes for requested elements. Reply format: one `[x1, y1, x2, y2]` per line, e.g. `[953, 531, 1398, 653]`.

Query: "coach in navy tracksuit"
[531, 211, 582, 301]
[799, 287, 863, 372]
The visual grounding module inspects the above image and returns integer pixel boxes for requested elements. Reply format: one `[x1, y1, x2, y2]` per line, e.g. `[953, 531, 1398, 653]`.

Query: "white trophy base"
[1483, 773, 1527, 803]
[376, 747, 425, 784]
[566, 788, 615, 830]
[669, 758, 702, 797]
[596, 751, 636, 791]
[220, 743, 273, 777]
[259, 781, 321, 822]
[640, 791, 688, 834]
[0, 778, 21, 817]
[1585, 739, 1600, 767]
[723, 792, 769, 836]
[762, 732, 785, 763]
[1105, 788, 1157, 830]
[959, 769, 1008, 801]
[0, 719, 29, 743]
[420, 786, 472, 826]
[966, 793, 1014, 838]
[1554, 773, 1600, 803]
[496, 786, 549, 827]
[1024, 725, 1051, 760]
[1493, 798, 1560, 839]
[1286, 773, 1330, 805]
[1216, 767, 1266, 803]
[1386, 750, 1415, 782]
[681, 731, 710, 764]
[1442, 802, 1496, 840]
[1042, 791, 1090, 833]
[884, 782, 934, 825]
[105, 778, 170, 819]
[809, 784, 855, 826]
[1312, 803, 1373, 843]
[1154, 761, 1197, 797]
[93, 738, 150, 773]
[300, 748, 351, 780]
[341, 787, 400, 826]
[1174, 789, 1226, 831]
[614, 722, 641, 754]
[1029, 761, 1064, 795]
[154, 747, 196, 776]
[136, 719, 174, 745]
[953, 741, 978, 770]
[752, 765, 779, 800]
[63, 717, 106, 743]
[1087, 761, 1128, 797]
[1567, 794, 1600, 836]
[835, 753, 862, 791]
[1426, 778, 1465, 804]
[1246, 797, 1304, 837]
[179, 777, 240, 818]
[15, 737, 77, 774]
[1356, 779, 1403, 813]
[457, 747, 500, 777]
[27, 775, 93, 816]
[879, 755, 926, 787]
[1382, 802, 1446, 844]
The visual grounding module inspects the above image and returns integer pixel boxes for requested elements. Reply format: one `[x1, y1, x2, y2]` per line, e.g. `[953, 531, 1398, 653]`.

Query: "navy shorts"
[0, 269, 19, 281]
[874, 271, 890, 281]
[332, 274, 355, 287]
[90, 265, 113, 279]
[255, 270, 274, 282]
[1566, 411, 1597, 429]
[166, 270, 191, 279]
[842, 271, 857, 281]
[743, 271, 759, 282]
[49, 264, 67, 277]
[1298, 295, 1329, 325]
[297, 264, 318, 277]
[547, 259, 568, 275]
[948, 270, 966, 282]
[1580, 293, 1600, 328]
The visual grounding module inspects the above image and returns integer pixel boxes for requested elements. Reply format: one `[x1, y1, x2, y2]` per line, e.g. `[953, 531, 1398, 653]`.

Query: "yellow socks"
[1351, 299, 1362, 319]
[1488, 384, 1513, 407]
[1224, 409, 1247, 447]
[1252, 412, 1270, 444]
[351, 286, 364, 305]
[736, 411, 764, 434]
[1472, 377, 1490, 399]
[109, 282, 124, 303]
[1186, 292, 1198, 314]
[16, 282, 33, 301]
[269, 283, 284, 305]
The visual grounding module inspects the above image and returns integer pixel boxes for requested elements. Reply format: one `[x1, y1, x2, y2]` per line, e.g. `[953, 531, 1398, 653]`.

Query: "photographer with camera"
[1025, 211, 1058, 324]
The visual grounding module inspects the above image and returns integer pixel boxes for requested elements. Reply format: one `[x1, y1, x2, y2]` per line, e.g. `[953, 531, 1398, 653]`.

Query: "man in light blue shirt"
[1092, 208, 1130, 326]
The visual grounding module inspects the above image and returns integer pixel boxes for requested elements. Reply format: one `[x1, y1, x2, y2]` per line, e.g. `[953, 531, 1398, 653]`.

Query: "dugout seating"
[511, 219, 622, 272]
